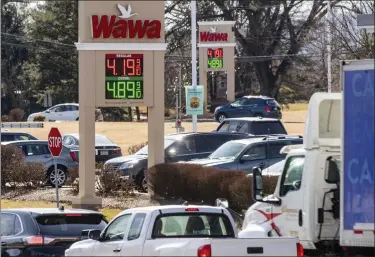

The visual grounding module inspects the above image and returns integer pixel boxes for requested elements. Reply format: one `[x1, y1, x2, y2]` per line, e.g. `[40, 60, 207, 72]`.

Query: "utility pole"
[327, 0, 332, 93]
[191, 0, 197, 132]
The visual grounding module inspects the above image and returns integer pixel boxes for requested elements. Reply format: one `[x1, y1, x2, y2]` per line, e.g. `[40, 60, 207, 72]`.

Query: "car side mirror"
[240, 155, 253, 162]
[325, 159, 340, 184]
[87, 229, 101, 241]
[45, 110, 50, 113]
[215, 198, 229, 208]
[252, 167, 264, 201]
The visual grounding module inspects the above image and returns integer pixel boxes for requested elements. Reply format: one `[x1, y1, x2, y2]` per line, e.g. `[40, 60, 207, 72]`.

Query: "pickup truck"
[65, 204, 303, 256]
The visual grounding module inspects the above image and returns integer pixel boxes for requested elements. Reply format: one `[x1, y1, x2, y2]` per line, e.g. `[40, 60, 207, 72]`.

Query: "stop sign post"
[48, 127, 63, 208]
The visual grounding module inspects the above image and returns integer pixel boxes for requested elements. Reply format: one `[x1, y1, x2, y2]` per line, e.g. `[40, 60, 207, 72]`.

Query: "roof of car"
[241, 95, 274, 100]
[229, 135, 303, 145]
[223, 117, 280, 122]
[165, 131, 250, 140]
[1, 131, 33, 134]
[1, 140, 47, 145]
[2, 208, 102, 215]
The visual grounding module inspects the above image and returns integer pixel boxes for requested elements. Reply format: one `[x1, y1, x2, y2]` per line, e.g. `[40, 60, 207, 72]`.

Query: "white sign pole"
[54, 157, 60, 208]
[191, 0, 198, 132]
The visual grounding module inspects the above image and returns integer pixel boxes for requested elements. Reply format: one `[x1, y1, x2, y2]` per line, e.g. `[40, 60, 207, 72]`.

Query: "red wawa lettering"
[200, 32, 228, 42]
[91, 15, 161, 39]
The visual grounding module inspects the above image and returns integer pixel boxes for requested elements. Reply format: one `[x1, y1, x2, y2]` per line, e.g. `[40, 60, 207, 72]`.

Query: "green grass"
[1, 200, 122, 221]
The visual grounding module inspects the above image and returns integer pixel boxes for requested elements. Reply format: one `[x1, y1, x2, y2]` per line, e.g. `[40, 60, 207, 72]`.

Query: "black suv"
[215, 117, 288, 135]
[1, 131, 38, 141]
[213, 95, 282, 122]
[1, 208, 107, 257]
[104, 132, 253, 191]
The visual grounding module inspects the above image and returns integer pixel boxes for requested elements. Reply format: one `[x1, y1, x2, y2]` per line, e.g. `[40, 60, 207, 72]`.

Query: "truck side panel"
[341, 59, 374, 247]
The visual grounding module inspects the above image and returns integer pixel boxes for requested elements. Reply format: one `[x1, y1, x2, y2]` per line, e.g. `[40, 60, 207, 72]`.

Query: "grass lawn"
[6, 106, 307, 153]
[1, 200, 122, 221]
[286, 103, 308, 111]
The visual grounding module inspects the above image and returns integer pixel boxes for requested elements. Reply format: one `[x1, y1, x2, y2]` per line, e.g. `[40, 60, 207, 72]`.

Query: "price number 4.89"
[106, 81, 142, 99]
[208, 59, 223, 68]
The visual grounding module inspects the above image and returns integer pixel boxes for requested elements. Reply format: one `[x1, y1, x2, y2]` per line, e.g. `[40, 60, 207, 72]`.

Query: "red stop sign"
[48, 127, 63, 157]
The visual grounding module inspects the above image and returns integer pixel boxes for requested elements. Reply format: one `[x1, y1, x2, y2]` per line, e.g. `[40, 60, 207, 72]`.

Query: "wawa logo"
[91, 4, 161, 39]
[199, 26, 228, 42]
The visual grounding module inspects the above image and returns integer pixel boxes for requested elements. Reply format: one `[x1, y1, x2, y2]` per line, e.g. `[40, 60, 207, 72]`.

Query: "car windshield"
[209, 141, 247, 160]
[135, 139, 175, 155]
[95, 135, 114, 145]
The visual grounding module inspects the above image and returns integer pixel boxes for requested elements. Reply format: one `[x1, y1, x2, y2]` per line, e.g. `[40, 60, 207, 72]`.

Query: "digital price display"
[105, 54, 144, 100]
[207, 48, 223, 69]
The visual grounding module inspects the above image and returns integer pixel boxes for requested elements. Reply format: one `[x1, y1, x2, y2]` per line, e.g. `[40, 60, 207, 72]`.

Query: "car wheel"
[76, 117, 79, 121]
[136, 172, 147, 193]
[48, 166, 67, 187]
[217, 113, 227, 123]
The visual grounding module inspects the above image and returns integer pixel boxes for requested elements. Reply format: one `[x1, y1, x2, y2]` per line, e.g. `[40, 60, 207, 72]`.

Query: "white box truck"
[243, 59, 374, 256]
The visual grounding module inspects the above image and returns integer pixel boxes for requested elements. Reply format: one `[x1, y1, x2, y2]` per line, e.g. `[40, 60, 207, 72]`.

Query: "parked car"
[1, 140, 78, 186]
[1, 208, 108, 257]
[183, 135, 303, 173]
[27, 103, 79, 121]
[62, 133, 122, 163]
[105, 132, 253, 192]
[65, 204, 301, 256]
[214, 96, 282, 122]
[215, 117, 288, 135]
[1, 131, 38, 142]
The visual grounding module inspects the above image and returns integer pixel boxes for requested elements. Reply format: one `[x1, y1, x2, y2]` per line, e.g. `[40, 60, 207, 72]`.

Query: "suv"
[1, 140, 78, 186]
[215, 117, 288, 135]
[1, 208, 107, 257]
[214, 96, 282, 122]
[184, 135, 303, 173]
[1, 131, 38, 141]
[104, 132, 252, 192]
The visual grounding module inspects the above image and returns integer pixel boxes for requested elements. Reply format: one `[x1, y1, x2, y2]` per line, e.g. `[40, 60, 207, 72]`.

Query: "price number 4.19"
[106, 81, 142, 99]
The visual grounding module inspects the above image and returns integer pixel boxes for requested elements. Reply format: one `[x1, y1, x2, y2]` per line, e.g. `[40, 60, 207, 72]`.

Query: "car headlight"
[119, 161, 137, 170]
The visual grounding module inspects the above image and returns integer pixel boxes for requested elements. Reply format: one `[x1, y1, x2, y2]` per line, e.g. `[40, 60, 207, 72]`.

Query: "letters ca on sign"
[91, 4, 161, 39]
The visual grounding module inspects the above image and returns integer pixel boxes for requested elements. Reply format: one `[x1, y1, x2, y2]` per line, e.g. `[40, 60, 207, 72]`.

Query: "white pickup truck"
[65, 204, 303, 256]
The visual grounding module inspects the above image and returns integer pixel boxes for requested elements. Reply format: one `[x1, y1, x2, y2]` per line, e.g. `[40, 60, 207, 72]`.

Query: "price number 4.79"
[106, 81, 142, 99]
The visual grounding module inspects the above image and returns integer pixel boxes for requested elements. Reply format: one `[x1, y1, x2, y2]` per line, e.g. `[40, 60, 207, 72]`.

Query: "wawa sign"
[91, 4, 161, 39]
[199, 26, 228, 42]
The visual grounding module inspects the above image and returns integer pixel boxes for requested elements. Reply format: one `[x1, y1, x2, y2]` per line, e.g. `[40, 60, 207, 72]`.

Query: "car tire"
[136, 172, 148, 193]
[216, 113, 227, 123]
[76, 117, 79, 121]
[47, 165, 68, 187]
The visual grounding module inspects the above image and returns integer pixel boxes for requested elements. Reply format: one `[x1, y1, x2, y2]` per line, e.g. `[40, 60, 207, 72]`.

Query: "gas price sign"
[207, 48, 223, 69]
[105, 54, 144, 100]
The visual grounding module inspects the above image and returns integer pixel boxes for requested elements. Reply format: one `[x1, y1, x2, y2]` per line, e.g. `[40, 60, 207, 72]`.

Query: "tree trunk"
[135, 107, 140, 121]
[127, 107, 133, 121]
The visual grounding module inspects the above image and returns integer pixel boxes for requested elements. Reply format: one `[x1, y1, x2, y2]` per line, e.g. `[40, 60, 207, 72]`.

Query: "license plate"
[101, 151, 108, 155]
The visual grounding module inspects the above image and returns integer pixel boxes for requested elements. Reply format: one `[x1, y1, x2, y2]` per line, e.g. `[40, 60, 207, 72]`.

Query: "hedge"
[147, 163, 279, 212]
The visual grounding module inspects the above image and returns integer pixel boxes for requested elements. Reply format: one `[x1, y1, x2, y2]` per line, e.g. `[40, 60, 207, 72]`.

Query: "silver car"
[1, 140, 78, 186]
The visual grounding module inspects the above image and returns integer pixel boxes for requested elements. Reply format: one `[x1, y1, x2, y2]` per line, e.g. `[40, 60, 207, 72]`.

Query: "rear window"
[35, 214, 107, 237]
[152, 213, 235, 238]
[251, 122, 287, 135]
[95, 135, 114, 145]
[217, 121, 230, 132]
[266, 99, 278, 106]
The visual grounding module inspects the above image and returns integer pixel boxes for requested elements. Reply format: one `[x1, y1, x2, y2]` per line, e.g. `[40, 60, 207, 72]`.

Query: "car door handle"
[259, 162, 265, 167]
[1, 242, 7, 246]
[113, 248, 121, 252]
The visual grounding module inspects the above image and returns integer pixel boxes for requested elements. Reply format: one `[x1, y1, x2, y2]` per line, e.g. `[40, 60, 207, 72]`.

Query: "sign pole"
[54, 157, 60, 208]
[191, 0, 198, 132]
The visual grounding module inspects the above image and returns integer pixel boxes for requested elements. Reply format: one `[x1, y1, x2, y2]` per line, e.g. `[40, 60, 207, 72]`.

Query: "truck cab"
[243, 93, 344, 253]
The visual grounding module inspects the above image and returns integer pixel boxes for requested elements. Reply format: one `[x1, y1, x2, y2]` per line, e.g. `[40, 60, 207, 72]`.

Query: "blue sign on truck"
[343, 67, 374, 230]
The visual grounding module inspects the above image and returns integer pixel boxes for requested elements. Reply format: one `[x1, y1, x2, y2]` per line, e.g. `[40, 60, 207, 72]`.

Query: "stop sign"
[48, 127, 63, 157]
